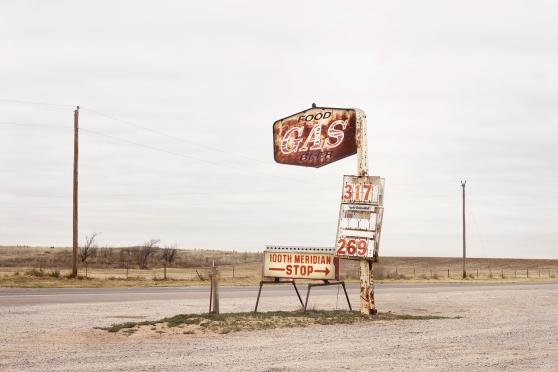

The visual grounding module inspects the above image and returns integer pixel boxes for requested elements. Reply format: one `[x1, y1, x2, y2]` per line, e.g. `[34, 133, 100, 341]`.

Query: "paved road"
[1, 281, 556, 306]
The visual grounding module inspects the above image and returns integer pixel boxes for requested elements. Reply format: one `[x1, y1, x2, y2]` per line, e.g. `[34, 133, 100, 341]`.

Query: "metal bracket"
[304, 280, 352, 312]
[254, 278, 304, 312]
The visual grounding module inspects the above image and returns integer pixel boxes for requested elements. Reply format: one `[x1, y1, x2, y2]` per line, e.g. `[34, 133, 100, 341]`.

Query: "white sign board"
[335, 175, 385, 260]
[263, 251, 338, 280]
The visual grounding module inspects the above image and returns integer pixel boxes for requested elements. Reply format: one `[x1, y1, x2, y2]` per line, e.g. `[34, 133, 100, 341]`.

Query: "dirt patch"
[97, 310, 449, 336]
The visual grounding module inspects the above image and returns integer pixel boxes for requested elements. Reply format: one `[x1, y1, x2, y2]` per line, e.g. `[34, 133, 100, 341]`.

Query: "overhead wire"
[0, 99, 75, 108]
[80, 107, 269, 165]
[0, 122, 72, 129]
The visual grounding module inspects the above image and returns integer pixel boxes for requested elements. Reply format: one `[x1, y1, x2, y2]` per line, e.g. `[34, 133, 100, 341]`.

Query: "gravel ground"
[0, 283, 557, 371]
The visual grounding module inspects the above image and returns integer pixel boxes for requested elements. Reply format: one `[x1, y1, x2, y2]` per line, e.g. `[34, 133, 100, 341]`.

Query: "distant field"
[1, 245, 557, 287]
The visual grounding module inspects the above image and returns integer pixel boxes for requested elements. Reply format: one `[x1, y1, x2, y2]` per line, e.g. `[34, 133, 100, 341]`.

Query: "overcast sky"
[1, 1, 556, 258]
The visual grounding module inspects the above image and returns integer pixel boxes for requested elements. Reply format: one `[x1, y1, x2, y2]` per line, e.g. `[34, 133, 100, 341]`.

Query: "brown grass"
[1, 246, 557, 288]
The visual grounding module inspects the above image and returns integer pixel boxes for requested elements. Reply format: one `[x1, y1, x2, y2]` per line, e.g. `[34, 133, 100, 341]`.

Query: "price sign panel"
[335, 175, 385, 260]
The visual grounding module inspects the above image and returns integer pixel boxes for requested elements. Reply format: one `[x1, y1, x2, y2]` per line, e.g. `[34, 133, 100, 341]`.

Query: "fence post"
[476, 268, 479, 278]
[126, 262, 129, 280]
[527, 268, 529, 278]
[210, 261, 220, 314]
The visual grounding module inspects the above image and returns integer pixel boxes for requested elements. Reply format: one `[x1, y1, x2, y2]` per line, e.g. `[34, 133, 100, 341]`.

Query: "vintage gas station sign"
[273, 106, 357, 168]
[335, 175, 385, 260]
[263, 251, 339, 280]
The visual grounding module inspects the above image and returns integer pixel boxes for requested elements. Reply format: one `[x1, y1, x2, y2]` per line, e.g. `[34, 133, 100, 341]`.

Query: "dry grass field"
[1, 245, 557, 288]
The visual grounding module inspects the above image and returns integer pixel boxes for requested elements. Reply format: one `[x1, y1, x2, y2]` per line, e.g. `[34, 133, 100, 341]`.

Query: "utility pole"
[72, 106, 79, 277]
[461, 180, 466, 279]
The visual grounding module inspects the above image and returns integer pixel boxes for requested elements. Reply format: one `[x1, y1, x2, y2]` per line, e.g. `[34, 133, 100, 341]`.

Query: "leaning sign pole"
[355, 109, 376, 315]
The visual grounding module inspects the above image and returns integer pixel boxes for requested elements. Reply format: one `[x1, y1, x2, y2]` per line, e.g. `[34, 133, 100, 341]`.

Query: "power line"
[80, 107, 268, 165]
[466, 193, 488, 258]
[0, 122, 72, 129]
[0, 99, 74, 108]
[79, 127, 247, 171]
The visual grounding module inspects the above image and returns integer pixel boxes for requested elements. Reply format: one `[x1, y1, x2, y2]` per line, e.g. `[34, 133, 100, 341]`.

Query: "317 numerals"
[343, 183, 373, 203]
[336, 238, 368, 257]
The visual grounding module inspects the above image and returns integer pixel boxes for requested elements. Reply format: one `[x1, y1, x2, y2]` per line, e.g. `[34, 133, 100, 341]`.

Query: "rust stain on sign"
[273, 107, 357, 168]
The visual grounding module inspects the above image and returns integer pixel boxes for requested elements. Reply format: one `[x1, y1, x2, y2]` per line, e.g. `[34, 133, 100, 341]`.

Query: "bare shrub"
[79, 233, 98, 278]
[135, 239, 160, 269]
[49, 270, 61, 278]
[160, 246, 177, 279]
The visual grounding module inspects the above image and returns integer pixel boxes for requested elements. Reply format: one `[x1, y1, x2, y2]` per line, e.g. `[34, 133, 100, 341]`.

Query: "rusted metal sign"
[263, 249, 339, 280]
[335, 175, 385, 261]
[273, 107, 357, 168]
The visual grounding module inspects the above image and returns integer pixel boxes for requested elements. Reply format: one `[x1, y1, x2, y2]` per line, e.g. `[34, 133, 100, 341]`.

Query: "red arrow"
[314, 267, 330, 275]
[269, 267, 285, 271]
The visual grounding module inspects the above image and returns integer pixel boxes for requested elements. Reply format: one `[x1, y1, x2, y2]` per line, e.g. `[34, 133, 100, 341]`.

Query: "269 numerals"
[336, 238, 368, 257]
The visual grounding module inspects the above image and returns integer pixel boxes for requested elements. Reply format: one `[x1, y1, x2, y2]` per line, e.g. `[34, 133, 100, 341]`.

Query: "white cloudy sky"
[0, 1, 556, 258]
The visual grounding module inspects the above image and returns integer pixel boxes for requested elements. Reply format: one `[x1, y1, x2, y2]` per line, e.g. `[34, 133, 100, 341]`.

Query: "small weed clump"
[25, 269, 44, 277]
[49, 270, 61, 278]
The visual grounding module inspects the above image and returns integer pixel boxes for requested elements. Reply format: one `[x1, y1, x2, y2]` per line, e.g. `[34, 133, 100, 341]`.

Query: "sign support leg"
[304, 281, 351, 312]
[254, 279, 303, 313]
[341, 282, 352, 311]
[254, 281, 264, 312]
[292, 281, 304, 307]
[303, 285, 312, 311]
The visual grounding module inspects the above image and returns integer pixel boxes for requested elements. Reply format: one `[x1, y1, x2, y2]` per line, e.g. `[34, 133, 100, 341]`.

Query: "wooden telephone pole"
[461, 180, 466, 279]
[72, 106, 79, 277]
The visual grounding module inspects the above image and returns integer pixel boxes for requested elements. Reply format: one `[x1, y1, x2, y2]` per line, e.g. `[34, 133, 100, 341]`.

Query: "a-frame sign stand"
[303, 280, 352, 311]
[254, 278, 303, 312]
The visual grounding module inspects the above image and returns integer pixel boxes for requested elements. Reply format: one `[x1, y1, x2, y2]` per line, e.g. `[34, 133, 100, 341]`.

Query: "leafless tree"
[160, 246, 177, 279]
[79, 232, 98, 278]
[135, 239, 160, 269]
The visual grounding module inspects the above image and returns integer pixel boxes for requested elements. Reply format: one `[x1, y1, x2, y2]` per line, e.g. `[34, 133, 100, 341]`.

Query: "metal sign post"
[355, 110, 377, 315]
